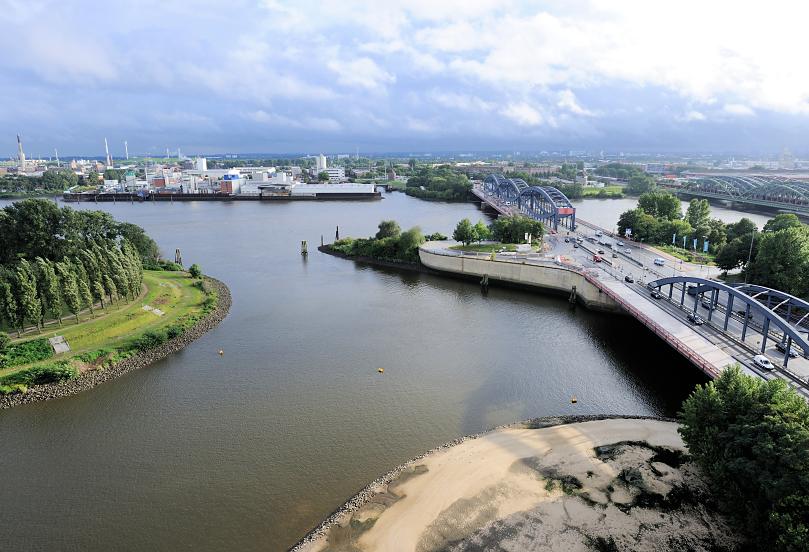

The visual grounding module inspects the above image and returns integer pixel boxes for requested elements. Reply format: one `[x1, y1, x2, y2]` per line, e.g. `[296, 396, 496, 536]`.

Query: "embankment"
[0, 276, 232, 410]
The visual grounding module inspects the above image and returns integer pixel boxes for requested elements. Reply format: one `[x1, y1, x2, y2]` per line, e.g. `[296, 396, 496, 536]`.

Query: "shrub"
[2, 338, 53, 368]
[0, 331, 10, 353]
[0, 361, 77, 386]
[77, 348, 111, 363]
[425, 232, 448, 241]
[132, 330, 167, 351]
[143, 258, 183, 271]
[188, 263, 202, 278]
[165, 324, 184, 339]
[679, 366, 809, 551]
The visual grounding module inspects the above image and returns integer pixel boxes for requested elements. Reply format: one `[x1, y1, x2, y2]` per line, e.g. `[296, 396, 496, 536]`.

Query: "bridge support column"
[742, 305, 751, 341]
[669, 283, 674, 299]
[784, 336, 793, 368]
[761, 318, 770, 353]
[680, 284, 686, 306]
[724, 295, 734, 331]
[693, 291, 700, 313]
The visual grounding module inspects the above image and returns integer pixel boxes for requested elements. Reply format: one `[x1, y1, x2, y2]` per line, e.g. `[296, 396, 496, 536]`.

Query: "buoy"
[378, 368, 384, 373]
[218, 350, 224, 356]
[571, 395, 578, 404]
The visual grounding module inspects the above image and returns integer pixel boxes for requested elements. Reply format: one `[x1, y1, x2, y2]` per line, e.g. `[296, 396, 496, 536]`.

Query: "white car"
[624, 248, 632, 254]
[617, 241, 625, 247]
[753, 354, 774, 371]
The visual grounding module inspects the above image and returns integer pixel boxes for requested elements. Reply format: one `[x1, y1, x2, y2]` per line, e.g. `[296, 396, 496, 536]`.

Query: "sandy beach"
[296, 418, 739, 552]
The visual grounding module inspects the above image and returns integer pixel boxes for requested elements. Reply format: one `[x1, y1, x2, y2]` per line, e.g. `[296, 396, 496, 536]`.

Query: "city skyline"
[3, 1, 809, 156]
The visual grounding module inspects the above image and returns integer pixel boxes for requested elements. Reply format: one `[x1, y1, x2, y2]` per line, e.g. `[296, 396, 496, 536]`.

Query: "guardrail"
[580, 272, 722, 378]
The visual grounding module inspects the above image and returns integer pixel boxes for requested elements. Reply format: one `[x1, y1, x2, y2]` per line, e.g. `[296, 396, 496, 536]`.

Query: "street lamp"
[744, 232, 755, 284]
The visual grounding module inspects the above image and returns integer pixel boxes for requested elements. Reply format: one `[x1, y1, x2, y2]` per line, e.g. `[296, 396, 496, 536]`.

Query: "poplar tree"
[71, 258, 94, 316]
[93, 281, 107, 310]
[35, 257, 62, 326]
[56, 261, 82, 323]
[103, 274, 118, 304]
[15, 260, 42, 332]
[0, 278, 21, 335]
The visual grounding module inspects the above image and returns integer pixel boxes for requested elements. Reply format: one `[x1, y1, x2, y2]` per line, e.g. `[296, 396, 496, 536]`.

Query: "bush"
[679, 366, 809, 551]
[132, 330, 167, 351]
[143, 258, 183, 271]
[0, 361, 77, 386]
[425, 232, 448, 241]
[2, 338, 53, 368]
[0, 331, 10, 353]
[166, 324, 184, 339]
[188, 263, 202, 278]
[76, 348, 111, 363]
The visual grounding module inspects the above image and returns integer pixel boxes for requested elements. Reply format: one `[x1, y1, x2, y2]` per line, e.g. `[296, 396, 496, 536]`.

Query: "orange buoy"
[378, 368, 384, 374]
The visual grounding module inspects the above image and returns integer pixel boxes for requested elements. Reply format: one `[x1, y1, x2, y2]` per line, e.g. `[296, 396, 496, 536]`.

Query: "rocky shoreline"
[317, 245, 438, 275]
[289, 414, 675, 551]
[0, 275, 232, 410]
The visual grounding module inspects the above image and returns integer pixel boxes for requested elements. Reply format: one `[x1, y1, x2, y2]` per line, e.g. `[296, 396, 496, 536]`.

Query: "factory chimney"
[16, 134, 26, 170]
[104, 137, 113, 168]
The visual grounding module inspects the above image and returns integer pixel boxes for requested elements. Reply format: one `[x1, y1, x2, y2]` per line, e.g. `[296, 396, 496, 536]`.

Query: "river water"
[0, 193, 715, 551]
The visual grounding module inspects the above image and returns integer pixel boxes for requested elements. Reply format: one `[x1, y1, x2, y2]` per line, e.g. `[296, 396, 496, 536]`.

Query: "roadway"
[474, 185, 809, 395]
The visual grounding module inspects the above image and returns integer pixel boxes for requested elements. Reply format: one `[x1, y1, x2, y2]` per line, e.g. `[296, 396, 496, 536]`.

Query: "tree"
[116, 222, 159, 261]
[617, 208, 659, 243]
[625, 174, 656, 195]
[764, 213, 802, 233]
[15, 260, 42, 332]
[453, 218, 477, 246]
[103, 274, 118, 304]
[317, 171, 329, 182]
[726, 218, 758, 242]
[375, 220, 401, 240]
[188, 264, 202, 278]
[93, 281, 107, 310]
[638, 191, 681, 220]
[747, 226, 809, 296]
[489, 215, 544, 244]
[0, 279, 21, 335]
[35, 257, 62, 326]
[716, 234, 757, 273]
[474, 220, 490, 242]
[396, 227, 425, 261]
[685, 198, 711, 230]
[705, 218, 728, 252]
[56, 261, 82, 323]
[679, 366, 809, 551]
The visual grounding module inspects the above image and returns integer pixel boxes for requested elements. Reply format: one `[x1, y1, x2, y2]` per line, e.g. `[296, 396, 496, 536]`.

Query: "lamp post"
[744, 232, 755, 284]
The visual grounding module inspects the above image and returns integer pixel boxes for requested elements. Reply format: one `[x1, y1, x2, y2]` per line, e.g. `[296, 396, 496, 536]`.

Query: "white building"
[325, 166, 345, 183]
[195, 157, 207, 172]
[315, 154, 328, 172]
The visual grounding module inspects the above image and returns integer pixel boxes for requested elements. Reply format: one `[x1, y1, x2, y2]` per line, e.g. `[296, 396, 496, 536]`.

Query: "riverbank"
[293, 416, 738, 552]
[0, 276, 231, 409]
[318, 244, 435, 275]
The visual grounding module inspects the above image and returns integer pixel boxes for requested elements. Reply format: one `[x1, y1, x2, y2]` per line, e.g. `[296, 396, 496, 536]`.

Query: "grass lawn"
[0, 270, 205, 378]
[581, 185, 624, 197]
[449, 242, 540, 253]
[655, 244, 716, 265]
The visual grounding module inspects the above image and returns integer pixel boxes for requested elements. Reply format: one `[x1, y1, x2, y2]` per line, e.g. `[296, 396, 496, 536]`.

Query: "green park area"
[0, 270, 212, 393]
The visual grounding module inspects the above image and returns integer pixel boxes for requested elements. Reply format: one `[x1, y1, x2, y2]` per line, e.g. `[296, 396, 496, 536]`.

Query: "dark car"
[687, 312, 704, 325]
[700, 298, 714, 310]
[564, 237, 570, 243]
[597, 249, 605, 254]
[573, 242, 579, 248]
[737, 309, 754, 319]
[624, 275, 634, 283]
[650, 290, 663, 299]
[775, 341, 799, 358]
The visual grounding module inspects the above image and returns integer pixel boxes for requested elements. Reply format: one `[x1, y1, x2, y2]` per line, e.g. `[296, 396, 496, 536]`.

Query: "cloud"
[723, 104, 755, 117]
[500, 103, 544, 127]
[328, 57, 395, 91]
[2, 0, 809, 154]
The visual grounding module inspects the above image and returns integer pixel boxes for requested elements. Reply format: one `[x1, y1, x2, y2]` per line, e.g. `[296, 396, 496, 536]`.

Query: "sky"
[2, 0, 809, 157]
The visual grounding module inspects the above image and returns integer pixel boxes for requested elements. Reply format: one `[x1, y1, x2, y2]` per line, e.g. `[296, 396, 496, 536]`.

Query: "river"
[0, 193, 711, 551]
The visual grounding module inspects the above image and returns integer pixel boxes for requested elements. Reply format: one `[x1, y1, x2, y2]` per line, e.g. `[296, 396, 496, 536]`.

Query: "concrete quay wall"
[419, 246, 621, 313]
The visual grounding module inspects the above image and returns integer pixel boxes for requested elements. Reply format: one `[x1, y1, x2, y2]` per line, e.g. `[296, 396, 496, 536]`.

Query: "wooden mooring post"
[480, 274, 489, 293]
[569, 285, 577, 305]
[301, 240, 308, 256]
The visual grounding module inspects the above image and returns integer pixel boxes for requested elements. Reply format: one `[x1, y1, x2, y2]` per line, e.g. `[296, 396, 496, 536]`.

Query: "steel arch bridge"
[483, 174, 576, 231]
[681, 175, 809, 208]
[647, 276, 809, 367]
